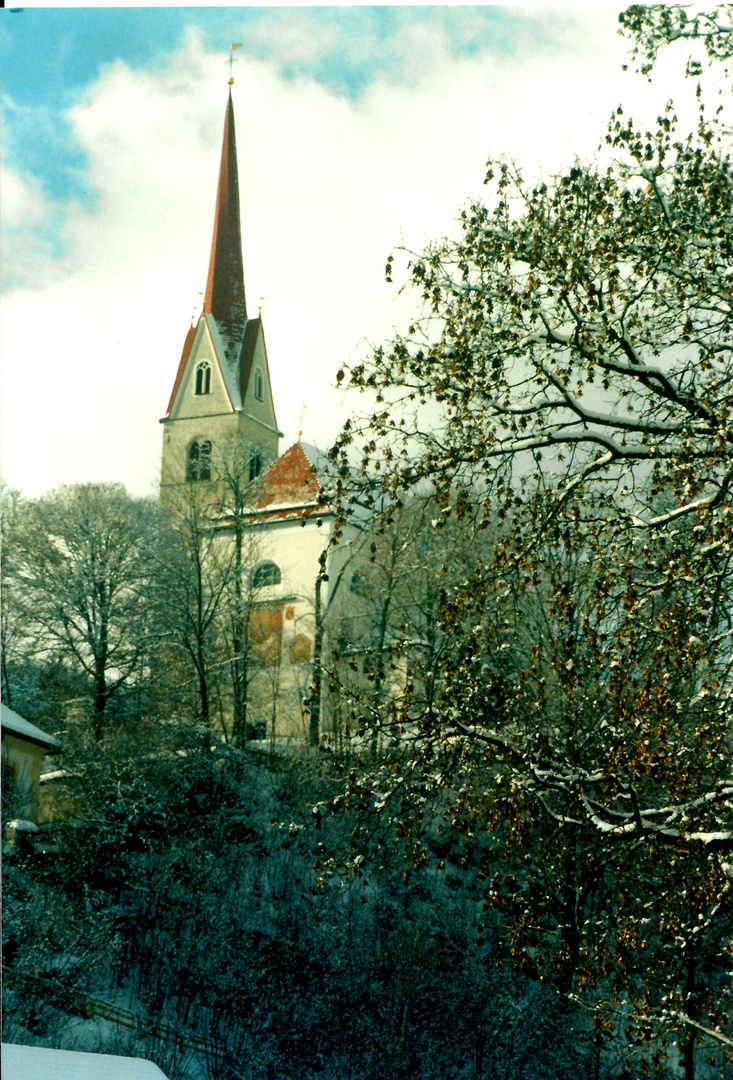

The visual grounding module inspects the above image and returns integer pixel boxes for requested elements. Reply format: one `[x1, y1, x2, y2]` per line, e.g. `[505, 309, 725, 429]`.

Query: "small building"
[2, 1043, 170, 1080]
[1, 705, 61, 825]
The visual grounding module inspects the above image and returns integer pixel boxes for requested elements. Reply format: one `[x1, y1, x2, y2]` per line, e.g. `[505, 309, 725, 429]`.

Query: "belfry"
[160, 88, 281, 499]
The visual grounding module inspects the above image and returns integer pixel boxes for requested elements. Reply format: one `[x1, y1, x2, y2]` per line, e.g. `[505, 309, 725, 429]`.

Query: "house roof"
[214, 443, 331, 527]
[1, 1044, 170, 1080]
[257, 441, 334, 522]
[164, 321, 197, 418]
[260, 442, 322, 507]
[1, 705, 60, 752]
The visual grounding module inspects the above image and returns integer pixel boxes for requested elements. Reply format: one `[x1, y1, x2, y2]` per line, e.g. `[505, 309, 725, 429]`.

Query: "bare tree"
[152, 486, 233, 731]
[325, 497, 487, 752]
[209, 435, 273, 745]
[8, 484, 156, 739]
[1, 484, 28, 711]
[157, 436, 281, 745]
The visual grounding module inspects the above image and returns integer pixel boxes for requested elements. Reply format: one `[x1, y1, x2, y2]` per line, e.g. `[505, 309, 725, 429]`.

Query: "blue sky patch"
[2, 7, 518, 205]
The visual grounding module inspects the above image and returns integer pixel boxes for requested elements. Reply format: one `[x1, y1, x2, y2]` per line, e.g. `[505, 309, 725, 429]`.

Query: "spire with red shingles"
[203, 88, 247, 357]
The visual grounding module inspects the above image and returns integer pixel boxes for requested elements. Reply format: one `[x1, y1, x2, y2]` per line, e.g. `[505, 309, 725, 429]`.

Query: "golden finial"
[298, 403, 307, 442]
[228, 43, 243, 85]
[258, 296, 265, 317]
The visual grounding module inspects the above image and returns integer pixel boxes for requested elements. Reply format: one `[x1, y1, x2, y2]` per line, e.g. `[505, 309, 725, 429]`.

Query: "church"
[159, 87, 355, 746]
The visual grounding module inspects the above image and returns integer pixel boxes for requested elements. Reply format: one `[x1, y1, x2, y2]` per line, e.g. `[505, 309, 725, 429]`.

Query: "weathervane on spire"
[228, 43, 243, 85]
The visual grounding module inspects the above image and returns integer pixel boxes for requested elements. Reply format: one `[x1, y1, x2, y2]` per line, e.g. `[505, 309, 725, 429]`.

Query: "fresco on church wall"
[248, 606, 283, 667]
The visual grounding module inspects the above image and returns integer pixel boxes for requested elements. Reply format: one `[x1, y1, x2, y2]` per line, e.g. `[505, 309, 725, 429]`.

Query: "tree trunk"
[1, 649, 13, 709]
[198, 663, 210, 726]
[93, 664, 107, 741]
[194, 566, 211, 727]
[682, 1036, 696, 1080]
[93, 597, 109, 740]
[682, 947, 698, 1080]
[309, 576, 323, 747]
[231, 520, 247, 745]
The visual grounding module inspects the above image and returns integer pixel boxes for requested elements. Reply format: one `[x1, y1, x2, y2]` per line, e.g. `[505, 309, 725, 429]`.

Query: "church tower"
[160, 89, 281, 501]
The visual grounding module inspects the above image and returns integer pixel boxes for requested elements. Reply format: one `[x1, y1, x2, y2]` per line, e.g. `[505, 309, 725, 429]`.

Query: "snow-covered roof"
[1, 705, 60, 751]
[1, 1043, 170, 1080]
[299, 441, 332, 475]
[205, 313, 242, 410]
[299, 443, 371, 520]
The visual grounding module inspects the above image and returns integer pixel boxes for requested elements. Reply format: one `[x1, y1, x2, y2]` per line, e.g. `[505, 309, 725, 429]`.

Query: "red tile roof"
[215, 444, 324, 524]
[214, 444, 331, 528]
[257, 442, 321, 512]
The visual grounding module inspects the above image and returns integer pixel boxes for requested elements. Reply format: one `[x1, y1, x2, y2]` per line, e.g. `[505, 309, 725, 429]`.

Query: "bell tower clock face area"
[160, 87, 281, 499]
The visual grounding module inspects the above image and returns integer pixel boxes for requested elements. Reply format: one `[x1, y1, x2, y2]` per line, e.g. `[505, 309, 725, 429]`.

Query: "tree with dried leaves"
[330, 8, 733, 1076]
[620, 3, 733, 84]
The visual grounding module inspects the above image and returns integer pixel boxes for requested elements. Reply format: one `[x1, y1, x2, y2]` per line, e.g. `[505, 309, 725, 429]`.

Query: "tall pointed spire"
[162, 85, 281, 469]
[203, 88, 247, 357]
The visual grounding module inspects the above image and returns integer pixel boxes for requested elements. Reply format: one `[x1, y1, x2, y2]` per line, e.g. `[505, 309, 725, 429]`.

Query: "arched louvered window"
[252, 561, 281, 588]
[254, 368, 264, 401]
[195, 361, 211, 395]
[186, 439, 212, 482]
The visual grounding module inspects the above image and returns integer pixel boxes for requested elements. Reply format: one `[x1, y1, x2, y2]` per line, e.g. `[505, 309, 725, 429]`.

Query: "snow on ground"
[1, 1042, 170, 1080]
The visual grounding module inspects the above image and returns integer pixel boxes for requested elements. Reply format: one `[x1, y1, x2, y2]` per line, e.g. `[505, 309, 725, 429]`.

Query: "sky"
[0, 4, 706, 499]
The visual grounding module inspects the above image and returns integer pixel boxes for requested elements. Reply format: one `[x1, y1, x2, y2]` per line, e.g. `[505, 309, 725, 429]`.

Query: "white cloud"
[0, 13, 703, 497]
[2, 164, 49, 228]
[1, 162, 72, 290]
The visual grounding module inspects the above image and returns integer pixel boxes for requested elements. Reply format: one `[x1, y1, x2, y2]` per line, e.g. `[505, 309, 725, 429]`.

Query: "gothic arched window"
[252, 561, 281, 588]
[254, 368, 264, 401]
[187, 439, 212, 482]
[195, 361, 211, 395]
